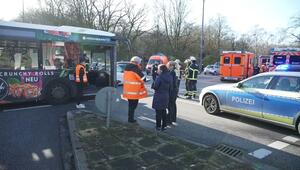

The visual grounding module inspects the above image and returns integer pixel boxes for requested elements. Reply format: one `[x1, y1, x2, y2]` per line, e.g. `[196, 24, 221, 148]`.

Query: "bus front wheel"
[46, 82, 70, 105]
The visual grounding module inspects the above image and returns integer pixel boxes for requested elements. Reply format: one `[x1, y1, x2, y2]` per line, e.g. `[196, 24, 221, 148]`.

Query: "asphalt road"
[0, 73, 299, 169]
[0, 102, 75, 170]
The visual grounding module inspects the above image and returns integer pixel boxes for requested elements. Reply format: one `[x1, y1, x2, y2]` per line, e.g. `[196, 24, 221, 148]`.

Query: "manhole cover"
[216, 144, 243, 158]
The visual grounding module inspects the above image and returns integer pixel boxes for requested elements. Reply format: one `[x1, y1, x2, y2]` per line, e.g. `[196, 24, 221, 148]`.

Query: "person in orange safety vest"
[75, 55, 88, 109]
[123, 56, 148, 123]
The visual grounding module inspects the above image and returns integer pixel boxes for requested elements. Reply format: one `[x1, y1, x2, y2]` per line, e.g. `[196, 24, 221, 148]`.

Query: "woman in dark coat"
[152, 64, 173, 131]
[167, 61, 178, 125]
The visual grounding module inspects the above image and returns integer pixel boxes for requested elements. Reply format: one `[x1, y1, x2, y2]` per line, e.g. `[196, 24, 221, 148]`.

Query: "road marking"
[268, 141, 290, 150]
[248, 148, 272, 159]
[138, 116, 156, 123]
[3, 105, 52, 112]
[282, 136, 299, 143]
[83, 93, 96, 96]
[32, 152, 40, 161]
[177, 98, 199, 106]
[42, 149, 54, 159]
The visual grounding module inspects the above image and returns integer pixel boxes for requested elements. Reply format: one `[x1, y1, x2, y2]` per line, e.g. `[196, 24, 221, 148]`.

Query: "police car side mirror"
[237, 83, 243, 88]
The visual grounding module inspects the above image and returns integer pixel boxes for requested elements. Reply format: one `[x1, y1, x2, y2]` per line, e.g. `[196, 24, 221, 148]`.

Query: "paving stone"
[102, 144, 129, 158]
[138, 136, 161, 148]
[92, 162, 109, 170]
[98, 134, 120, 147]
[157, 143, 186, 158]
[110, 157, 144, 170]
[194, 149, 215, 160]
[176, 140, 199, 150]
[149, 160, 185, 170]
[177, 152, 199, 165]
[139, 151, 165, 165]
[86, 151, 107, 164]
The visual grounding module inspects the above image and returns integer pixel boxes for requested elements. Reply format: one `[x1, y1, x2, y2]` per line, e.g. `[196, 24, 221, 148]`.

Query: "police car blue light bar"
[275, 64, 289, 71]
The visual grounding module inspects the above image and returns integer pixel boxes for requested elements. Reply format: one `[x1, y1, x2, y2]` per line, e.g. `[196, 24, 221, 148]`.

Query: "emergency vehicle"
[269, 48, 300, 71]
[258, 55, 271, 68]
[199, 71, 300, 135]
[146, 54, 168, 75]
[220, 51, 254, 81]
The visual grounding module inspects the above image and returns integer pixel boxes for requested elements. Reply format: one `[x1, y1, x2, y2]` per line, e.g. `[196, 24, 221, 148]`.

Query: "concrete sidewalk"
[67, 110, 254, 170]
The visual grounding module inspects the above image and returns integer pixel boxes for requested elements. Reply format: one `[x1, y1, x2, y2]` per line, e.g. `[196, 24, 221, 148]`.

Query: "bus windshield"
[148, 59, 161, 65]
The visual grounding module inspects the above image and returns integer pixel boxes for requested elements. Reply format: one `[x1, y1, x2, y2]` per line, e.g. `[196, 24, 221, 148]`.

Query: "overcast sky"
[0, 0, 299, 34]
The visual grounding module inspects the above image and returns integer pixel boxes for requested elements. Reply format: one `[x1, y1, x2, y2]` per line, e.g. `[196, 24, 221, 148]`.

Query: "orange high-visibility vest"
[123, 71, 147, 99]
[75, 64, 88, 83]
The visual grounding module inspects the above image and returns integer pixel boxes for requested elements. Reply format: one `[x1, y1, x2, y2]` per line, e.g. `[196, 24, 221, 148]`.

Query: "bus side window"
[0, 48, 14, 69]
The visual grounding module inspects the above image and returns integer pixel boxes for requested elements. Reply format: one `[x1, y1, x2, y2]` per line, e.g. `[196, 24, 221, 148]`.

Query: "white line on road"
[3, 105, 52, 112]
[32, 152, 40, 161]
[248, 148, 272, 159]
[42, 149, 54, 159]
[282, 136, 299, 143]
[177, 98, 200, 106]
[268, 141, 290, 150]
[138, 116, 156, 123]
[249, 135, 299, 160]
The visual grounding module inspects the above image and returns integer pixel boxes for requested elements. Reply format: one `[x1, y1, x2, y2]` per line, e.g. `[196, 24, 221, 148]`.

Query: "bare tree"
[93, 0, 126, 32]
[65, 0, 97, 27]
[288, 13, 300, 44]
[156, 0, 192, 58]
[210, 14, 231, 55]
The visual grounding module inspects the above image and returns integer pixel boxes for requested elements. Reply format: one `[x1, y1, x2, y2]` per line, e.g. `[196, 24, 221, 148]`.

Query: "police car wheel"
[297, 121, 300, 135]
[203, 94, 220, 114]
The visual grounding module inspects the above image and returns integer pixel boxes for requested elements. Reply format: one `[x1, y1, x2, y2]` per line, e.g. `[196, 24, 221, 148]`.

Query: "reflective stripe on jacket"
[187, 63, 199, 80]
[123, 71, 148, 99]
[75, 64, 88, 83]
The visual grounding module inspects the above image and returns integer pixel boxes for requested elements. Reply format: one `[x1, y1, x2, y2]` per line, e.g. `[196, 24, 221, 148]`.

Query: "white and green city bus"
[0, 21, 117, 105]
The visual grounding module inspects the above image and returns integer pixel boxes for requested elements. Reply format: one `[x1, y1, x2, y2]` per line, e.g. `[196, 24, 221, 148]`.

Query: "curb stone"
[67, 111, 90, 170]
[59, 115, 74, 170]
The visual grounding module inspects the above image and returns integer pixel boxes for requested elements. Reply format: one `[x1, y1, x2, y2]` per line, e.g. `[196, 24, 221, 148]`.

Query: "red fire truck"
[269, 48, 300, 71]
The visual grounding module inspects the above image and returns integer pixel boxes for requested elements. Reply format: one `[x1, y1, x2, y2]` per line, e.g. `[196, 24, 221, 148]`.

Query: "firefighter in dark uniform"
[186, 56, 199, 99]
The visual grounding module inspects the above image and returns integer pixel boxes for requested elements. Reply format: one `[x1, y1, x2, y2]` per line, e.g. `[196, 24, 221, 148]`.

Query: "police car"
[199, 71, 300, 135]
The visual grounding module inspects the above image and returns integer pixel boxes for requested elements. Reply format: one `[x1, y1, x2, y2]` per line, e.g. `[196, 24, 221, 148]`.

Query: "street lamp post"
[22, 0, 25, 22]
[199, 0, 205, 70]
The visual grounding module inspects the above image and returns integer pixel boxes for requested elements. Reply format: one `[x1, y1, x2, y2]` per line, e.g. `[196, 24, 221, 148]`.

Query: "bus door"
[231, 54, 243, 79]
[89, 47, 111, 87]
[220, 54, 231, 78]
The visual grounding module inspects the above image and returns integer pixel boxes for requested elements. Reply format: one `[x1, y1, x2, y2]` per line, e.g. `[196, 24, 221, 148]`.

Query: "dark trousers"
[128, 99, 139, 121]
[156, 109, 167, 128]
[184, 79, 189, 96]
[167, 98, 177, 124]
[177, 79, 180, 89]
[76, 83, 83, 105]
[188, 80, 197, 96]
